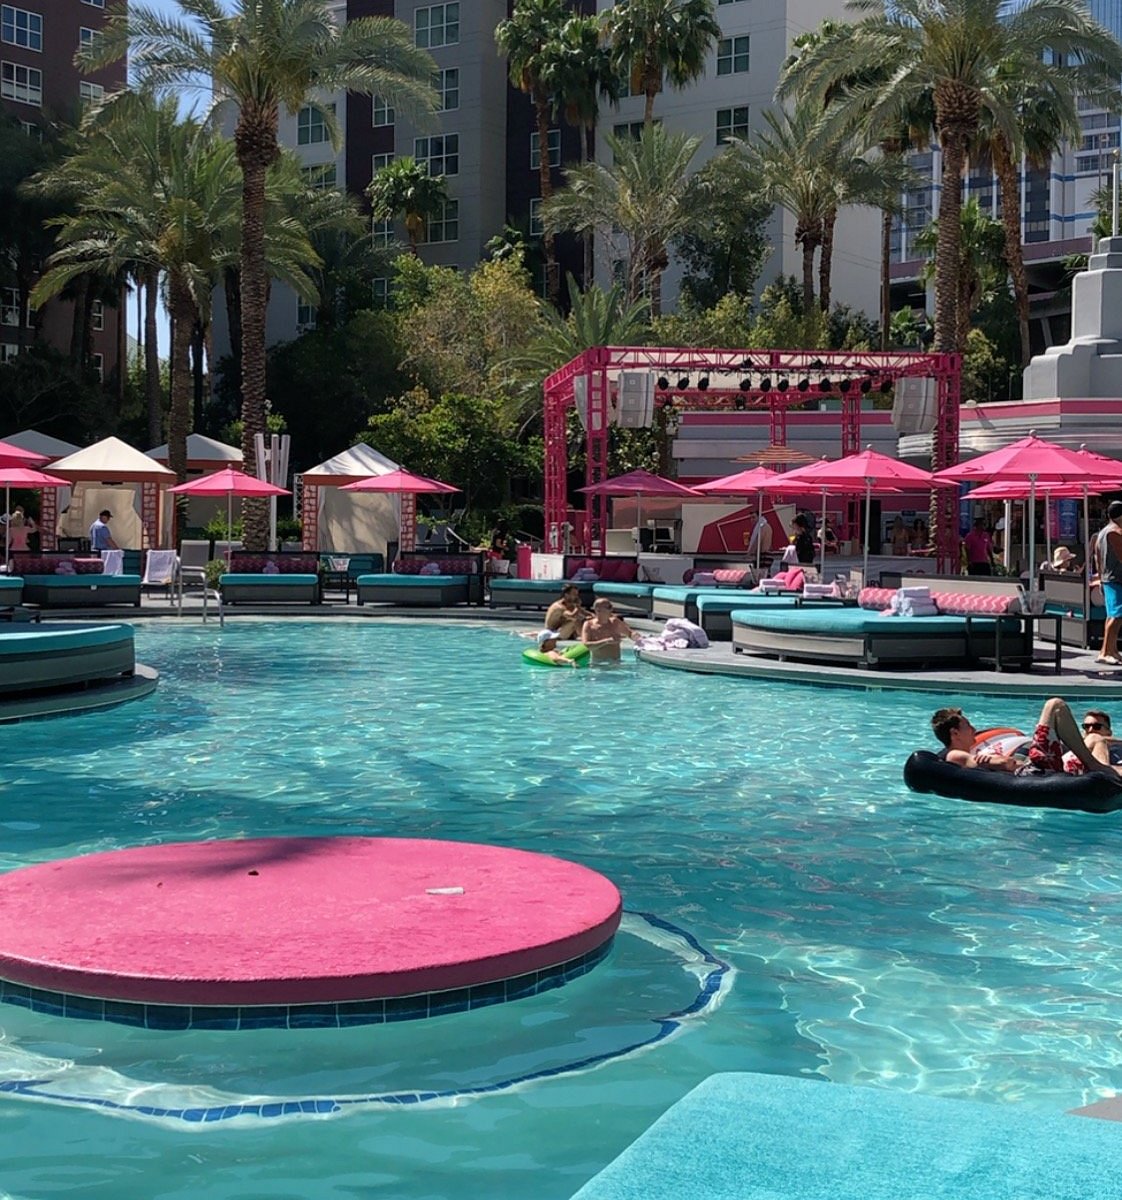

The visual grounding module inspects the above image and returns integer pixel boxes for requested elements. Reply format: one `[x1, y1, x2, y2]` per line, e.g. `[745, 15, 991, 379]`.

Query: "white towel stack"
[100, 549, 124, 576]
[889, 586, 938, 617]
[802, 583, 835, 598]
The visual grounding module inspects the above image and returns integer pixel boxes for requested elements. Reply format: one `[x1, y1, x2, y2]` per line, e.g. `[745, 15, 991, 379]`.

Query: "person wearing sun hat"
[1051, 546, 1078, 572]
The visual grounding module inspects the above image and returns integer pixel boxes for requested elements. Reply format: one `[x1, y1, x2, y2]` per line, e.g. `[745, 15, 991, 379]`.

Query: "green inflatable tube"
[522, 643, 590, 668]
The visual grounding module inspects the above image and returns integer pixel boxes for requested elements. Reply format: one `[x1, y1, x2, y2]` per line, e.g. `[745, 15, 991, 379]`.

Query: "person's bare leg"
[1104, 616, 1121, 661]
[1039, 698, 1107, 771]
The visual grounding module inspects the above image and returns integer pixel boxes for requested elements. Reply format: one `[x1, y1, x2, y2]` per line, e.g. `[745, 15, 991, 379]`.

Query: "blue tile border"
[0, 938, 615, 1032]
[0, 911, 732, 1127]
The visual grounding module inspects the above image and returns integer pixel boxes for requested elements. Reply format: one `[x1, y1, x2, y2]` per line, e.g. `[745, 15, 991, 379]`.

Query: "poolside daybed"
[489, 557, 641, 612]
[0, 622, 135, 695]
[220, 552, 321, 605]
[9, 553, 142, 608]
[1040, 571, 1103, 649]
[0, 577, 24, 610]
[356, 551, 485, 607]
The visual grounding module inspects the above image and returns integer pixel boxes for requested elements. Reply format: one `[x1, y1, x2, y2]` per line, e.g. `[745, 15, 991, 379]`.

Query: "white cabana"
[48, 436, 175, 549]
[147, 434, 244, 532]
[301, 444, 401, 555]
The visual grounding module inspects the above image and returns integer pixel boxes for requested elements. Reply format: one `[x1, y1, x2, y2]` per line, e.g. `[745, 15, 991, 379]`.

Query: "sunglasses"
[1083, 722, 1106, 732]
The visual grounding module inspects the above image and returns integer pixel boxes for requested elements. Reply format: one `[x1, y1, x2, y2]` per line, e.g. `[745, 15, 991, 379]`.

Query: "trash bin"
[516, 542, 532, 580]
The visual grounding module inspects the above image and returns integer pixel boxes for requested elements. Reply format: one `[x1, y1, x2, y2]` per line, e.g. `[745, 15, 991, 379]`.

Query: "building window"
[91, 352, 103, 382]
[612, 121, 645, 142]
[0, 288, 30, 327]
[437, 67, 459, 112]
[423, 199, 458, 244]
[79, 81, 105, 106]
[529, 198, 543, 237]
[372, 152, 394, 174]
[415, 3, 459, 49]
[372, 217, 394, 247]
[2, 61, 41, 106]
[716, 106, 749, 144]
[0, 342, 18, 363]
[414, 133, 458, 176]
[718, 0, 747, 4]
[79, 27, 99, 50]
[301, 163, 337, 189]
[296, 298, 317, 331]
[372, 277, 390, 307]
[2, 6, 41, 51]
[372, 95, 394, 127]
[530, 129, 561, 170]
[91, 300, 104, 332]
[297, 103, 333, 146]
[81, 0, 106, 7]
[716, 36, 750, 76]
[19, 119, 38, 139]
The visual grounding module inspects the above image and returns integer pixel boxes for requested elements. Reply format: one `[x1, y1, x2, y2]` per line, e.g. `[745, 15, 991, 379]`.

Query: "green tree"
[915, 197, 1007, 353]
[606, 0, 721, 128]
[675, 149, 771, 308]
[652, 291, 755, 349]
[88, 0, 439, 548]
[367, 156, 449, 254]
[778, 0, 1122, 354]
[543, 124, 700, 316]
[495, 0, 571, 304]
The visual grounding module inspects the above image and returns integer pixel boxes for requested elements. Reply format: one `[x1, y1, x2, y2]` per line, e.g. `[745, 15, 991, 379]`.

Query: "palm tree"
[733, 104, 834, 313]
[495, 0, 570, 305]
[367, 157, 449, 253]
[32, 96, 319, 485]
[915, 197, 1007, 353]
[543, 124, 700, 316]
[778, 0, 1122, 356]
[606, 0, 720, 128]
[546, 14, 621, 287]
[84, 0, 438, 549]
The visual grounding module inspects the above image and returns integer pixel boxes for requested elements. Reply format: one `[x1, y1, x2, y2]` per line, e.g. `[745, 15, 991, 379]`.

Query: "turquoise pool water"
[3, 619, 1122, 1197]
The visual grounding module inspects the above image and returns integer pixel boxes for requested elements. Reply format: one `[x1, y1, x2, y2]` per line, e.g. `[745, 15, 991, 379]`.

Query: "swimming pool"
[2, 619, 1122, 1198]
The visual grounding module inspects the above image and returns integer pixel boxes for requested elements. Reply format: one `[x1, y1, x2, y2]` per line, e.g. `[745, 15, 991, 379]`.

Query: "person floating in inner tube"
[534, 629, 579, 667]
[545, 584, 592, 640]
[931, 699, 1119, 777]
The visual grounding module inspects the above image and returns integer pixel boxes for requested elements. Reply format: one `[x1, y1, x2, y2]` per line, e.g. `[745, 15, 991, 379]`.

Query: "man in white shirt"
[88, 510, 118, 552]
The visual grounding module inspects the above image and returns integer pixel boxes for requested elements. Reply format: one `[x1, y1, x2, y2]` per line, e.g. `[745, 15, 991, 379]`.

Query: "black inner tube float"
[903, 751, 1122, 814]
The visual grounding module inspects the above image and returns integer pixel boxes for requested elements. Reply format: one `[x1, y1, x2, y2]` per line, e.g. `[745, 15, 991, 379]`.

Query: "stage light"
[819, 378, 832, 392]
[759, 376, 771, 391]
[776, 377, 789, 392]
[860, 379, 871, 394]
[677, 376, 690, 390]
[697, 375, 710, 390]
[739, 377, 752, 391]
[881, 377, 894, 394]
[839, 378, 851, 392]
[810, 358, 825, 371]
[797, 378, 810, 392]
[733, 394, 746, 411]
[740, 357, 753, 370]
[657, 376, 670, 390]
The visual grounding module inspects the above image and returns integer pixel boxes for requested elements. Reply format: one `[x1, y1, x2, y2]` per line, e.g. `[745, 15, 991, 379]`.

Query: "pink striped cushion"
[859, 587, 895, 611]
[713, 569, 750, 586]
[933, 592, 1018, 616]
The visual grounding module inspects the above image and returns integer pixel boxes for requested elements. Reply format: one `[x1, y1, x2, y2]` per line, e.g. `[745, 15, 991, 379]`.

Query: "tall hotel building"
[0, 0, 126, 378]
[228, 0, 881, 353]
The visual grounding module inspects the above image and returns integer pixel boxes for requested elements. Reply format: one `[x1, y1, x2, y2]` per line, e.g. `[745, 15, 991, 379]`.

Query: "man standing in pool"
[931, 698, 1116, 775]
[581, 598, 641, 663]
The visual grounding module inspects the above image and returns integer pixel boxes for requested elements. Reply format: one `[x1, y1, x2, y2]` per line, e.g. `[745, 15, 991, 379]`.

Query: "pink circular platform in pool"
[0, 837, 621, 1009]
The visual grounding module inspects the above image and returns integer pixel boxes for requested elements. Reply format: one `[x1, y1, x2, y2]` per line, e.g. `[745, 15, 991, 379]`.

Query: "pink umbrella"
[0, 464, 68, 565]
[169, 467, 290, 557]
[695, 467, 780, 569]
[0, 439, 47, 469]
[935, 434, 1122, 586]
[579, 469, 700, 551]
[341, 468, 461, 553]
[763, 452, 925, 579]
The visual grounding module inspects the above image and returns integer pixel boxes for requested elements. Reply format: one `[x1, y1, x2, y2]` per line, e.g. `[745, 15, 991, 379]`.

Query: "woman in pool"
[581, 598, 641, 663]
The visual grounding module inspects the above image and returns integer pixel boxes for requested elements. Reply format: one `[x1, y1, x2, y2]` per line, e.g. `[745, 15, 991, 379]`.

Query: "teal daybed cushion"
[491, 579, 570, 593]
[0, 623, 131, 655]
[219, 573, 319, 586]
[696, 594, 801, 616]
[593, 582, 658, 598]
[356, 573, 466, 587]
[0, 577, 22, 592]
[20, 574, 142, 588]
[654, 587, 792, 604]
[730, 607, 1012, 636]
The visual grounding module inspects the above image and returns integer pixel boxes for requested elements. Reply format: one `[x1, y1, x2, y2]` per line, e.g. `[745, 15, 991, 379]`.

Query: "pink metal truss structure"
[543, 346, 962, 569]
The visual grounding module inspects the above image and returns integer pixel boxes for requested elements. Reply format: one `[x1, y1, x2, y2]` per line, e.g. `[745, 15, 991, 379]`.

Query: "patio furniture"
[0, 622, 135, 695]
[9, 553, 142, 608]
[356, 551, 485, 607]
[1040, 571, 1104, 649]
[219, 551, 321, 605]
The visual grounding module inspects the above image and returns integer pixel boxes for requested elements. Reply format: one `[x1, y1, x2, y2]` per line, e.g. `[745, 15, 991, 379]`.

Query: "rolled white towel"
[898, 585, 931, 600]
